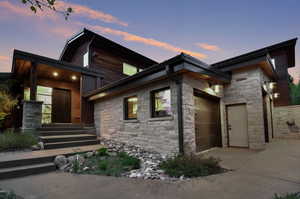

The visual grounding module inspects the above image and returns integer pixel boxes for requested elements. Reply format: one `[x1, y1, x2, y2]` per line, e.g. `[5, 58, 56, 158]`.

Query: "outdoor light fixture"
[71, 75, 77, 80]
[213, 85, 221, 93]
[269, 82, 276, 90]
[274, 93, 280, 99]
[53, 72, 58, 77]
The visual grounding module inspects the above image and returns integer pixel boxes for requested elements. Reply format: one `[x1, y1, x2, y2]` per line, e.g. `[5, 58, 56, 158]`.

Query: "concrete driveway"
[0, 139, 299, 199]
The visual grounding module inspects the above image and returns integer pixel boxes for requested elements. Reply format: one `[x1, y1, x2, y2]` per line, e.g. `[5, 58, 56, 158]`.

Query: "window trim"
[124, 95, 138, 120]
[150, 87, 172, 118]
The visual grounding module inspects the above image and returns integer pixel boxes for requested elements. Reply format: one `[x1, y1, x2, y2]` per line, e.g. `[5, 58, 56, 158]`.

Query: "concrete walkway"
[1, 139, 299, 199]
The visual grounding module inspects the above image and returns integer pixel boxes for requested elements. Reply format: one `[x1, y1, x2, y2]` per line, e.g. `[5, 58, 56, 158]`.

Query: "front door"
[227, 104, 248, 147]
[52, 88, 71, 123]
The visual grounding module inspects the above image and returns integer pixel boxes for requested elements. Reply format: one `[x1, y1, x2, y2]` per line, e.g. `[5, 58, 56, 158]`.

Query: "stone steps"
[0, 163, 56, 180]
[44, 140, 100, 149]
[40, 134, 97, 143]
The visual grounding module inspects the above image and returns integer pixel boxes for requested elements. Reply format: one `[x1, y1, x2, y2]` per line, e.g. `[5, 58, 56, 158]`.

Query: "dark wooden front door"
[194, 91, 221, 152]
[52, 88, 71, 123]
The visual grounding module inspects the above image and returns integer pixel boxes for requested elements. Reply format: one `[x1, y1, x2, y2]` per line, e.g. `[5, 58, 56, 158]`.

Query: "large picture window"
[151, 88, 171, 117]
[124, 96, 138, 120]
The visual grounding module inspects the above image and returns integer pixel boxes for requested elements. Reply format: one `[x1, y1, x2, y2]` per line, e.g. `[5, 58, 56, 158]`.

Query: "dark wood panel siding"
[81, 75, 98, 94]
[69, 41, 90, 66]
[270, 51, 291, 106]
[90, 47, 150, 85]
[81, 97, 94, 124]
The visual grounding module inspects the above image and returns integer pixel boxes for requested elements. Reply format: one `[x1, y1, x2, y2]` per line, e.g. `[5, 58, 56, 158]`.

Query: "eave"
[86, 53, 231, 101]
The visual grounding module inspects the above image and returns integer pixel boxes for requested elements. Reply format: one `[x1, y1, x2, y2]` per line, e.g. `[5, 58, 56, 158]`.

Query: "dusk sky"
[0, 0, 299, 82]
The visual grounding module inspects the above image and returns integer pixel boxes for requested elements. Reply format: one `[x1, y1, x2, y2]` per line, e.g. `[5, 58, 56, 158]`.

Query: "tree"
[20, 0, 72, 19]
[288, 74, 300, 105]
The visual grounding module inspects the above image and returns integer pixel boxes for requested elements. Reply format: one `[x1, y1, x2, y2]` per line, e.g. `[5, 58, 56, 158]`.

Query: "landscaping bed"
[0, 130, 38, 152]
[54, 138, 225, 180]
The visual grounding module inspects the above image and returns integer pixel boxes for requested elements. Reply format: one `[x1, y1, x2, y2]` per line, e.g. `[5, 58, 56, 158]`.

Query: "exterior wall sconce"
[273, 93, 280, 99]
[53, 72, 59, 77]
[213, 84, 221, 93]
[71, 75, 77, 80]
[269, 82, 276, 91]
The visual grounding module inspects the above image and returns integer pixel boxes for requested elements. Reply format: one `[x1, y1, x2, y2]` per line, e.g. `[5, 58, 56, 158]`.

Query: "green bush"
[274, 193, 300, 199]
[0, 130, 38, 152]
[96, 148, 109, 156]
[82, 152, 140, 177]
[159, 154, 224, 178]
[0, 188, 17, 199]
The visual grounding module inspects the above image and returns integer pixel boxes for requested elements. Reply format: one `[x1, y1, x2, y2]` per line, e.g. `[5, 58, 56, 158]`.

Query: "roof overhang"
[12, 49, 103, 78]
[212, 38, 297, 69]
[216, 53, 278, 80]
[86, 53, 231, 101]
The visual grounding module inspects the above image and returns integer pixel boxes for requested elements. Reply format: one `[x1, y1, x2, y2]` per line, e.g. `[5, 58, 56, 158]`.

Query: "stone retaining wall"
[22, 100, 43, 131]
[273, 105, 300, 137]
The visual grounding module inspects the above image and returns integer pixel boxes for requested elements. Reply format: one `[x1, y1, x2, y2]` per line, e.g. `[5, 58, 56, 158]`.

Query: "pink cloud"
[0, 55, 9, 62]
[87, 24, 207, 59]
[195, 43, 221, 51]
[56, 2, 128, 27]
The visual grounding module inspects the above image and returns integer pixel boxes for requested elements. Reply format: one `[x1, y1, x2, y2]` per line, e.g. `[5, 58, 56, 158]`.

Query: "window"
[271, 58, 276, 69]
[83, 52, 89, 67]
[24, 87, 30, 100]
[124, 96, 138, 120]
[151, 88, 172, 117]
[123, 63, 138, 76]
[37, 86, 53, 124]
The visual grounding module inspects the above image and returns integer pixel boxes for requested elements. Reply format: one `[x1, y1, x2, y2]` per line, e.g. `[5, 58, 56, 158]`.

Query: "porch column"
[30, 62, 37, 101]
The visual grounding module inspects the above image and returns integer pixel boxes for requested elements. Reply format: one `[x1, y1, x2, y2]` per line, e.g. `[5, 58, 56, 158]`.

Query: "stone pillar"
[22, 100, 43, 131]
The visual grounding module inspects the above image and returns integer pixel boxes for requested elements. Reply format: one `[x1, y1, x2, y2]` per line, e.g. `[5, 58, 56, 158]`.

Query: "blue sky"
[0, 0, 299, 81]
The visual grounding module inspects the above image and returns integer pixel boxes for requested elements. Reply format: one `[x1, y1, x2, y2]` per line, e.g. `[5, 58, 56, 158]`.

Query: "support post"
[30, 62, 37, 101]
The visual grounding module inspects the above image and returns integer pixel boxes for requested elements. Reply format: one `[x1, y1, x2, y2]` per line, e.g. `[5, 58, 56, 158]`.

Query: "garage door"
[194, 92, 222, 152]
[227, 104, 248, 147]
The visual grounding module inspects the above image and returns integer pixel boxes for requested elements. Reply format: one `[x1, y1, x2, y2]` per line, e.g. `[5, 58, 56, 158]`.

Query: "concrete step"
[38, 129, 96, 136]
[37, 127, 95, 132]
[40, 134, 97, 143]
[0, 163, 56, 180]
[0, 156, 54, 169]
[44, 140, 100, 150]
[42, 123, 84, 128]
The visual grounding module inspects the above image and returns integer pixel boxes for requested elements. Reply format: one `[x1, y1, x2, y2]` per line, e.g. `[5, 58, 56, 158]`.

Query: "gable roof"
[59, 28, 158, 67]
[212, 38, 297, 69]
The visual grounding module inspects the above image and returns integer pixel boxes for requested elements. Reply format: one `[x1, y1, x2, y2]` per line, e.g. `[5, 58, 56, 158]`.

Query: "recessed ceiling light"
[71, 75, 77, 80]
[53, 72, 58, 77]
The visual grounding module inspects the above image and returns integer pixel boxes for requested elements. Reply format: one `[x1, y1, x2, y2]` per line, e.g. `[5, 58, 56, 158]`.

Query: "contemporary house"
[1, 28, 297, 155]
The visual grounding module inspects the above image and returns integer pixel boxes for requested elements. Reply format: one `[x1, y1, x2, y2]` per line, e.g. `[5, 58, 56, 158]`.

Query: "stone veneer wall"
[181, 74, 223, 154]
[273, 105, 300, 137]
[22, 100, 43, 130]
[94, 79, 179, 156]
[223, 67, 268, 150]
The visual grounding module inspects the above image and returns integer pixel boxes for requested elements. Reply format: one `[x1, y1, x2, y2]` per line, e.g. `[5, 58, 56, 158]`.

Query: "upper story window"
[271, 58, 276, 69]
[83, 52, 89, 67]
[123, 63, 138, 76]
[124, 96, 138, 120]
[151, 87, 172, 118]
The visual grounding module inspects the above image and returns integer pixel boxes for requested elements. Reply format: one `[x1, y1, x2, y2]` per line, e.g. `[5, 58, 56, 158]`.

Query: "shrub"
[96, 148, 109, 156]
[82, 152, 140, 176]
[159, 154, 223, 178]
[0, 188, 17, 199]
[0, 130, 38, 152]
[274, 193, 300, 199]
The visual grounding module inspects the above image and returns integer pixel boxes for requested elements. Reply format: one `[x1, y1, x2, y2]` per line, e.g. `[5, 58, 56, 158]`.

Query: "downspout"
[165, 65, 184, 154]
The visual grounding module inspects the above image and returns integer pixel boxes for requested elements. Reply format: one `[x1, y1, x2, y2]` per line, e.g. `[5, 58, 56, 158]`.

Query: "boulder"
[54, 155, 68, 169]
[68, 154, 85, 165]
[38, 142, 44, 150]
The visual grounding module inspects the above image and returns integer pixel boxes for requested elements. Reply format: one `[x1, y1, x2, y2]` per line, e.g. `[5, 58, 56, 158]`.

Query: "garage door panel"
[194, 93, 221, 152]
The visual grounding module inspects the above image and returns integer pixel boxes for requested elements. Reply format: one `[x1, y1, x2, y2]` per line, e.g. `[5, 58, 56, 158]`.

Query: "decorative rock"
[31, 144, 40, 151]
[85, 152, 94, 158]
[54, 155, 68, 169]
[68, 154, 85, 165]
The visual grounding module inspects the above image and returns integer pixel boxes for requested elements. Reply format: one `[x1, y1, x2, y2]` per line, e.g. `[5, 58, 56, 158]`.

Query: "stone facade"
[222, 67, 272, 150]
[94, 79, 179, 156]
[94, 66, 274, 154]
[22, 100, 43, 131]
[181, 74, 223, 154]
[273, 105, 300, 137]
